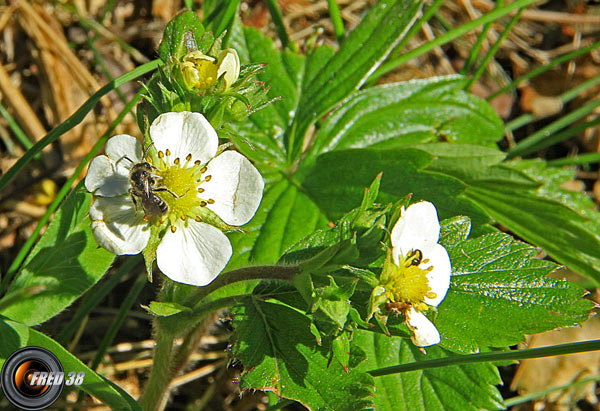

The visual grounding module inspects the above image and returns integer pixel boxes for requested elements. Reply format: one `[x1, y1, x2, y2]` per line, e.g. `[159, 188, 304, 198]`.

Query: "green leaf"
[158, 11, 206, 61]
[353, 330, 504, 411]
[416, 144, 600, 283]
[0, 318, 140, 410]
[309, 76, 503, 158]
[227, 177, 328, 269]
[464, 183, 600, 284]
[312, 276, 357, 329]
[301, 148, 491, 234]
[437, 231, 594, 353]
[290, 0, 422, 160]
[0, 189, 114, 326]
[231, 297, 374, 410]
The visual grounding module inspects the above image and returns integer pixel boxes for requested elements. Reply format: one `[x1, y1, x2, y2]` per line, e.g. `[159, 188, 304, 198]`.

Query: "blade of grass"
[57, 255, 142, 346]
[327, 0, 345, 43]
[363, 0, 445, 88]
[53, 0, 149, 64]
[0, 89, 144, 295]
[90, 274, 147, 371]
[464, 7, 523, 91]
[265, 0, 297, 52]
[508, 100, 600, 158]
[0, 60, 160, 193]
[370, 0, 539, 82]
[0, 101, 40, 160]
[183, 0, 194, 10]
[368, 0, 539, 83]
[85, 36, 129, 107]
[99, 0, 117, 24]
[461, 0, 504, 74]
[504, 374, 600, 407]
[76, 273, 147, 403]
[548, 152, 600, 167]
[368, 339, 600, 377]
[506, 73, 600, 132]
[488, 38, 600, 101]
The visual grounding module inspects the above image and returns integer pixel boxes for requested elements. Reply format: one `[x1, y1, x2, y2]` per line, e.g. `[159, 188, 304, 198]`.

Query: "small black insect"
[407, 249, 423, 266]
[121, 145, 177, 220]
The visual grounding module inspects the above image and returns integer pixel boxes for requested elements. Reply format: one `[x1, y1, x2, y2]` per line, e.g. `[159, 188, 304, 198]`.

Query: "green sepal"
[332, 332, 351, 371]
[142, 301, 192, 317]
[142, 225, 164, 281]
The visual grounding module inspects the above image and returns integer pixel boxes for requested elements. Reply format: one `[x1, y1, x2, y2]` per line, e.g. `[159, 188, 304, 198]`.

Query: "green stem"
[184, 265, 300, 307]
[368, 339, 600, 377]
[138, 326, 177, 411]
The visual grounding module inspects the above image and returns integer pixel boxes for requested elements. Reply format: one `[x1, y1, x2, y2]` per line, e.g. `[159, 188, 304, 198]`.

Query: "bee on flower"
[85, 111, 264, 286]
[369, 201, 451, 347]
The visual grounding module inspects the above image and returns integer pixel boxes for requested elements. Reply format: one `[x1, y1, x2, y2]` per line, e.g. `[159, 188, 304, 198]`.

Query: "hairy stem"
[140, 265, 299, 409]
[138, 326, 175, 411]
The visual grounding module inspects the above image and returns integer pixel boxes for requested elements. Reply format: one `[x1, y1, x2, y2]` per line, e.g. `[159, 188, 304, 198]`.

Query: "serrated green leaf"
[231, 297, 374, 410]
[309, 76, 503, 158]
[436, 232, 594, 353]
[158, 11, 206, 61]
[464, 183, 600, 284]
[0, 318, 140, 410]
[290, 0, 423, 160]
[353, 330, 504, 411]
[0, 189, 114, 326]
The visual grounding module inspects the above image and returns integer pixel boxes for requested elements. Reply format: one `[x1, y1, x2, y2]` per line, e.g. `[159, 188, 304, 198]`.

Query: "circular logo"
[1, 347, 64, 410]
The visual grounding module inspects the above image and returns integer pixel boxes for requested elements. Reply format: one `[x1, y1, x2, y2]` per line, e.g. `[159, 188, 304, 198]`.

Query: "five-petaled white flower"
[85, 111, 264, 286]
[376, 201, 451, 347]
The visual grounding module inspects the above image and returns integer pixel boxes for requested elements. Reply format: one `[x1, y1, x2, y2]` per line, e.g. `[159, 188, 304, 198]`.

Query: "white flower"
[380, 201, 451, 347]
[85, 111, 264, 286]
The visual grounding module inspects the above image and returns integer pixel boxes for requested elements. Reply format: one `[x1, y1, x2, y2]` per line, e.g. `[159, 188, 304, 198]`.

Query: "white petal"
[391, 201, 440, 257]
[85, 155, 130, 197]
[150, 112, 218, 164]
[89, 196, 149, 255]
[406, 307, 440, 347]
[202, 151, 264, 226]
[105, 134, 143, 164]
[217, 49, 240, 89]
[423, 244, 452, 307]
[156, 219, 232, 286]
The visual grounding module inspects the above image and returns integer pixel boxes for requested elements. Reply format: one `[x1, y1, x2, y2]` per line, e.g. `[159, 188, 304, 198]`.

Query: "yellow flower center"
[181, 53, 218, 90]
[382, 249, 437, 312]
[152, 149, 214, 230]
